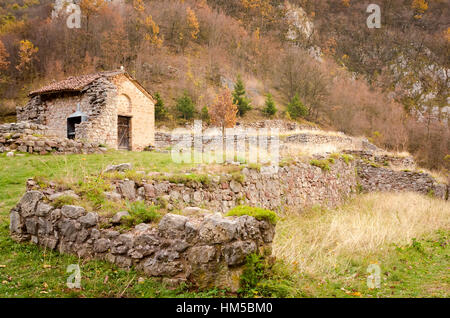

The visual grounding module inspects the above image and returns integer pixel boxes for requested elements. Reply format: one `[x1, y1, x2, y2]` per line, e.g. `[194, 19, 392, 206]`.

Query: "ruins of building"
[17, 70, 155, 151]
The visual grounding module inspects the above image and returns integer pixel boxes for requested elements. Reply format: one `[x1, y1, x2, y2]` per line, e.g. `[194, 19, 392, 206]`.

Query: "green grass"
[122, 201, 162, 228]
[0, 152, 448, 298]
[236, 231, 450, 298]
[226, 206, 278, 224]
[310, 159, 331, 171]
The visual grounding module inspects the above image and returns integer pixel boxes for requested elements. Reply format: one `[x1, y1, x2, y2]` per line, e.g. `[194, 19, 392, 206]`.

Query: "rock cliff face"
[10, 189, 274, 291]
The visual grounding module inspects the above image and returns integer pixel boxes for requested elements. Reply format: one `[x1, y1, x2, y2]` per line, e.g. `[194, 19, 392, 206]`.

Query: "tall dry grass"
[273, 192, 450, 276]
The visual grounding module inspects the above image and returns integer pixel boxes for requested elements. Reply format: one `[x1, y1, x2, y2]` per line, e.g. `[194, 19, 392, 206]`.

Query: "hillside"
[0, 0, 448, 170]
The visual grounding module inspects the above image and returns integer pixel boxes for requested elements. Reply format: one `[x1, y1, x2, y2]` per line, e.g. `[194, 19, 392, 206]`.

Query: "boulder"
[104, 163, 132, 173]
[111, 211, 130, 224]
[61, 205, 85, 219]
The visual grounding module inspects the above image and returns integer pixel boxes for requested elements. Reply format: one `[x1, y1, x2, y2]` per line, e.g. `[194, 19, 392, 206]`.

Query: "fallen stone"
[104, 163, 132, 173]
[111, 211, 130, 224]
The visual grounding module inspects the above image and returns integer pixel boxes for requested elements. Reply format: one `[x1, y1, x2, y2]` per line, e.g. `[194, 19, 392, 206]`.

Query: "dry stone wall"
[107, 159, 358, 213]
[357, 161, 448, 199]
[10, 189, 275, 291]
[0, 122, 105, 155]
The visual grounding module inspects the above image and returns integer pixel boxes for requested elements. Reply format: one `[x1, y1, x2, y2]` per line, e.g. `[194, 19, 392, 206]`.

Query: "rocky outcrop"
[10, 190, 275, 291]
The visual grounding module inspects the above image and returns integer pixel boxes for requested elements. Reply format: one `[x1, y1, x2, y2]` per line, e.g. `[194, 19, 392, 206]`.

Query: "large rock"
[198, 213, 237, 244]
[111, 211, 130, 224]
[79, 212, 98, 227]
[61, 205, 85, 219]
[158, 214, 189, 237]
[104, 163, 132, 173]
[223, 240, 257, 266]
[118, 180, 136, 200]
[19, 191, 43, 217]
[35, 202, 53, 217]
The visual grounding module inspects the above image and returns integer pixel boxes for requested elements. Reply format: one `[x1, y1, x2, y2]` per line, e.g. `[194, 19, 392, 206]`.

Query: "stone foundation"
[10, 190, 275, 291]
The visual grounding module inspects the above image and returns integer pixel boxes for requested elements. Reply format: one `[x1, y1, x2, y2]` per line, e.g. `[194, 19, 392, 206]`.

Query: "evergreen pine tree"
[287, 94, 308, 119]
[154, 92, 167, 121]
[263, 93, 277, 117]
[176, 92, 195, 120]
[232, 75, 252, 116]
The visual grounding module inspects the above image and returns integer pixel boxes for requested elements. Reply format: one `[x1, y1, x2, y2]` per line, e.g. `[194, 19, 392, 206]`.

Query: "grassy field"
[0, 151, 448, 298]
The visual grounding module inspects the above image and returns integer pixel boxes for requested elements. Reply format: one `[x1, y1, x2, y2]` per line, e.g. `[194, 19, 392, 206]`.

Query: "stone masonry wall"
[357, 161, 448, 199]
[0, 122, 105, 155]
[10, 190, 275, 291]
[15, 73, 155, 151]
[105, 159, 358, 214]
[112, 75, 155, 150]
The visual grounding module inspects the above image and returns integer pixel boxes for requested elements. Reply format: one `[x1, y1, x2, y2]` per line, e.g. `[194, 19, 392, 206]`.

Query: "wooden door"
[118, 116, 131, 150]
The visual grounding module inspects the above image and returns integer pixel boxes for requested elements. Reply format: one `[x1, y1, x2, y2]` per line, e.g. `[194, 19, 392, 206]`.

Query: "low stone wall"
[0, 122, 105, 155]
[10, 190, 275, 291]
[107, 159, 358, 213]
[344, 150, 415, 169]
[357, 161, 448, 199]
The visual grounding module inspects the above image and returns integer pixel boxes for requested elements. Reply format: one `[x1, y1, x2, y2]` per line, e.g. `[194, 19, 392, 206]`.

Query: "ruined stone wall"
[10, 190, 274, 291]
[74, 77, 118, 148]
[112, 75, 155, 151]
[0, 122, 105, 155]
[14, 74, 155, 150]
[357, 161, 448, 199]
[106, 159, 358, 214]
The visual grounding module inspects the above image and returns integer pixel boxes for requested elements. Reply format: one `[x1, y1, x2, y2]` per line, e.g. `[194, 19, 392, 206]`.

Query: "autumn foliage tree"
[0, 40, 9, 72]
[209, 89, 238, 132]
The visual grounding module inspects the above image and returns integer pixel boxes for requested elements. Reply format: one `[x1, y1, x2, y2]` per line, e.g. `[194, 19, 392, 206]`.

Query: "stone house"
[17, 70, 155, 151]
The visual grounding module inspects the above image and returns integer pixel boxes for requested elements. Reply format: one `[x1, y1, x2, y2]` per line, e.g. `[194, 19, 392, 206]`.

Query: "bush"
[287, 94, 308, 119]
[51, 195, 78, 208]
[154, 92, 168, 121]
[226, 205, 277, 224]
[201, 105, 210, 123]
[122, 201, 161, 227]
[176, 92, 195, 120]
[310, 159, 330, 171]
[262, 93, 277, 117]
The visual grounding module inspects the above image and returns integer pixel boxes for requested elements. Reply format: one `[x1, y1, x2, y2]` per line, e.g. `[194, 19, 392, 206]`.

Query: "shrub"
[201, 105, 210, 123]
[287, 94, 308, 119]
[310, 159, 330, 171]
[176, 92, 195, 120]
[122, 201, 161, 227]
[226, 205, 277, 224]
[51, 195, 78, 208]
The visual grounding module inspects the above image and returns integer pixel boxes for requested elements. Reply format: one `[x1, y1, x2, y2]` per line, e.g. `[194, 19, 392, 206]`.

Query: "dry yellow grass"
[273, 192, 450, 276]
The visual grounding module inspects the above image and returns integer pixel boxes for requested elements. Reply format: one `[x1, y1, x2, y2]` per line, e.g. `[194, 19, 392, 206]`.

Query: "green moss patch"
[226, 205, 278, 224]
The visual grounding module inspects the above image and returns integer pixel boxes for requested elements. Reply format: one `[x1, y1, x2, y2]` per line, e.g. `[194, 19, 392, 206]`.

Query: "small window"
[67, 117, 81, 139]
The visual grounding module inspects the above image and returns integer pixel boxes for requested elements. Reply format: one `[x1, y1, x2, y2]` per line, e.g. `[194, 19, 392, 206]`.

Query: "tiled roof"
[29, 70, 125, 96]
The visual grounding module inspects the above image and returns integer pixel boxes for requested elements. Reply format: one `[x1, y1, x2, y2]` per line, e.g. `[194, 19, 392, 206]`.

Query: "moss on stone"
[226, 205, 278, 224]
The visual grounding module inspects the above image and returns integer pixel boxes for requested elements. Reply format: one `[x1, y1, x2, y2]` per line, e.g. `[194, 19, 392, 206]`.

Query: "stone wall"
[10, 190, 275, 291]
[105, 159, 358, 213]
[112, 75, 155, 150]
[357, 161, 448, 199]
[0, 122, 105, 155]
[15, 73, 155, 151]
